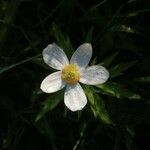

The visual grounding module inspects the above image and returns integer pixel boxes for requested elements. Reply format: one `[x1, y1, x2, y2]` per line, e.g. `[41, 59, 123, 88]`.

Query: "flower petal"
[79, 65, 109, 85]
[70, 43, 92, 70]
[64, 83, 87, 111]
[40, 71, 66, 93]
[43, 43, 69, 70]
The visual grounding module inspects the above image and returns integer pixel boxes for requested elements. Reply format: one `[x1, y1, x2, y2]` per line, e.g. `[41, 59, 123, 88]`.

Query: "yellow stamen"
[61, 64, 80, 84]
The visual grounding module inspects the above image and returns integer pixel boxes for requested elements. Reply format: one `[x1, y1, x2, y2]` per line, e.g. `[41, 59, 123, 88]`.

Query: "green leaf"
[110, 24, 150, 40]
[90, 57, 97, 65]
[134, 76, 150, 83]
[109, 61, 137, 78]
[110, 25, 135, 34]
[126, 126, 135, 137]
[35, 90, 63, 122]
[96, 81, 141, 99]
[126, 9, 150, 17]
[100, 51, 119, 67]
[0, 54, 41, 74]
[32, 57, 52, 70]
[0, 1, 20, 52]
[51, 23, 73, 57]
[88, 0, 107, 12]
[85, 27, 93, 43]
[85, 86, 113, 125]
[35, 118, 57, 150]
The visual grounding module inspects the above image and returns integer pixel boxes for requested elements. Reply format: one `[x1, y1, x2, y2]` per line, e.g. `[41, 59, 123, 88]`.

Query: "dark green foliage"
[0, 0, 150, 149]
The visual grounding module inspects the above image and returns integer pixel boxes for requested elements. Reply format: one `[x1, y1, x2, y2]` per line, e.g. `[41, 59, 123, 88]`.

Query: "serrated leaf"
[35, 90, 63, 122]
[85, 86, 113, 125]
[109, 61, 137, 78]
[96, 81, 140, 99]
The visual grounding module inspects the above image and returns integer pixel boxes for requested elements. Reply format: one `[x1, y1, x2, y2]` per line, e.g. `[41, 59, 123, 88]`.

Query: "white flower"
[40, 43, 109, 111]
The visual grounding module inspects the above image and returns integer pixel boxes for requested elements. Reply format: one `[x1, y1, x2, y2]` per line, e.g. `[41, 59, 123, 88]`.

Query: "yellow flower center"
[61, 64, 80, 84]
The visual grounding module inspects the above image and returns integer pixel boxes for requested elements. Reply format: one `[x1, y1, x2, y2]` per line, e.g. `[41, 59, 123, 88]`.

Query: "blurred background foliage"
[0, 0, 150, 149]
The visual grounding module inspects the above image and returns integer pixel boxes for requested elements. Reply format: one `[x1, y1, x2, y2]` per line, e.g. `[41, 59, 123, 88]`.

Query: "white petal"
[70, 43, 92, 70]
[64, 83, 87, 111]
[40, 71, 66, 93]
[43, 43, 69, 70]
[79, 65, 109, 85]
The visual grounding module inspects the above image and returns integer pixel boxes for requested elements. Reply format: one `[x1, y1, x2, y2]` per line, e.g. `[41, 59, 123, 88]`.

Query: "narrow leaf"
[109, 61, 137, 78]
[0, 54, 41, 74]
[110, 25, 135, 34]
[96, 81, 140, 99]
[85, 27, 93, 43]
[51, 23, 73, 57]
[35, 90, 63, 121]
[36, 118, 57, 150]
[134, 76, 150, 83]
[85, 86, 113, 125]
[100, 51, 119, 67]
